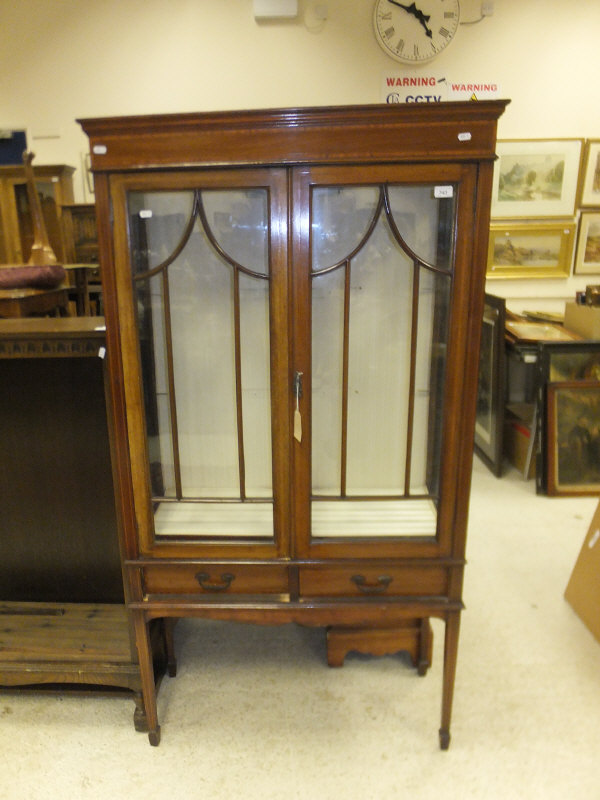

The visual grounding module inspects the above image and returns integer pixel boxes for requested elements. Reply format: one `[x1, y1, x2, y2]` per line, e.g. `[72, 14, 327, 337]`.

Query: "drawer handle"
[195, 572, 235, 592]
[351, 574, 392, 594]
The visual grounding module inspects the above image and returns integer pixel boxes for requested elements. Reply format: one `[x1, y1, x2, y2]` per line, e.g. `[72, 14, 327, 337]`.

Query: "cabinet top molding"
[0, 164, 75, 176]
[78, 101, 509, 172]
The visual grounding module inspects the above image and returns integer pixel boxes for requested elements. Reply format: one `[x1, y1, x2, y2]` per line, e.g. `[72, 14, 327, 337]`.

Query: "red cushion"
[0, 264, 66, 289]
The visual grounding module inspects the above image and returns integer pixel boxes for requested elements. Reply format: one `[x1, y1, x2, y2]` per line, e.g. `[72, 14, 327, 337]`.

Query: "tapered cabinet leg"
[133, 691, 149, 732]
[417, 618, 433, 676]
[439, 611, 461, 751]
[134, 611, 161, 746]
[163, 618, 178, 677]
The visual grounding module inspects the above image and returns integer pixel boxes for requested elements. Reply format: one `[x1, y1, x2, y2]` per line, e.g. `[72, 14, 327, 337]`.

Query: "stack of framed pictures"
[487, 139, 600, 280]
[484, 137, 600, 492]
[535, 341, 600, 496]
[499, 316, 579, 481]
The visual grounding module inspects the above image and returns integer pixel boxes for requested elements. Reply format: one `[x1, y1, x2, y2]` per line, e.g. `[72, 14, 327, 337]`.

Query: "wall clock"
[373, 0, 460, 63]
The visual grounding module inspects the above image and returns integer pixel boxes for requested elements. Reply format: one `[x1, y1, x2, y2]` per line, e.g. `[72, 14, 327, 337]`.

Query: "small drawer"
[299, 566, 448, 598]
[142, 564, 289, 596]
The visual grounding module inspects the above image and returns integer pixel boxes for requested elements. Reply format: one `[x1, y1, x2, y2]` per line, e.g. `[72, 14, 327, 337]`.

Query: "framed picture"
[535, 341, 600, 494]
[491, 139, 583, 219]
[574, 211, 600, 274]
[474, 293, 506, 476]
[546, 380, 600, 496]
[505, 319, 579, 343]
[487, 222, 576, 279]
[580, 140, 600, 207]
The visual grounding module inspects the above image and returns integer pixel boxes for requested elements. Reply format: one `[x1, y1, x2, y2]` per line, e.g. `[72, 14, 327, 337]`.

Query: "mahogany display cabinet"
[80, 101, 508, 747]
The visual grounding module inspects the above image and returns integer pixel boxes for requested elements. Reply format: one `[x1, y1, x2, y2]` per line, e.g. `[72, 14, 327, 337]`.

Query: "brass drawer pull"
[194, 572, 235, 592]
[351, 574, 392, 594]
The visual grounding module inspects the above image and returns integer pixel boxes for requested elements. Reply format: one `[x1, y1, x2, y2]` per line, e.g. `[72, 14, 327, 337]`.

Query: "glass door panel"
[127, 186, 274, 540]
[310, 183, 454, 539]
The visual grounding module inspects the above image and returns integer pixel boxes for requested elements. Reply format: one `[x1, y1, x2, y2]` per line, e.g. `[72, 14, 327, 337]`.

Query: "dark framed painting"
[474, 293, 506, 476]
[546, 380, 600, 496]
[535, 341, 600, 494]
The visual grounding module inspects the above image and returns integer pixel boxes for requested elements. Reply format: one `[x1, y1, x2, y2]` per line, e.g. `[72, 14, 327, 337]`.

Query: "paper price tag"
[293, 408, 302, 442]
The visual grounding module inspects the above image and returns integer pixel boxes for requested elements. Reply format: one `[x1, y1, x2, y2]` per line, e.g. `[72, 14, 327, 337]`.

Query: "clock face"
[373, 0, 460, 63]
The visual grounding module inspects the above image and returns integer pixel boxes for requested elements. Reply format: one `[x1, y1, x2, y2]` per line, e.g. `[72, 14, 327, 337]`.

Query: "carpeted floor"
[1, 458, 598, 800]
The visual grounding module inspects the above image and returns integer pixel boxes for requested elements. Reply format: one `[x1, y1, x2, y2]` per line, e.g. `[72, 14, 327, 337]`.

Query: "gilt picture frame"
[574, 211, 600, 275]
[580, 140, 600, 207]
[491, 139, 583, 219]
[487, 221, 576, 279]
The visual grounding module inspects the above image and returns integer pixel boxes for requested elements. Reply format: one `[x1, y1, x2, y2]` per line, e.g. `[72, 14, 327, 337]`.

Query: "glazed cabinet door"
[106, 161, 481, 564]
[291, 163, 480, 559]
[107, 169, 291, 558]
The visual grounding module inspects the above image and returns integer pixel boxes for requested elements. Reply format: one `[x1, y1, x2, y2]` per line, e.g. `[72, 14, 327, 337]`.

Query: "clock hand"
[386, 0, 433, 38]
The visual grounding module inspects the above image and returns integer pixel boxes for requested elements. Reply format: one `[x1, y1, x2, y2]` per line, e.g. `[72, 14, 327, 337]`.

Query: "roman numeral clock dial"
[374, 0, 460, 63]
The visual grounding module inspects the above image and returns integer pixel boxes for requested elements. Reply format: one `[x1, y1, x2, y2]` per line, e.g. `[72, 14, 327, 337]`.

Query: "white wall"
[2, 0, 599, 311]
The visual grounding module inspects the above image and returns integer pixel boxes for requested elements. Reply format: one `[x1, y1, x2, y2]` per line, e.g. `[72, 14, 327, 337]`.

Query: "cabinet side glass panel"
[311, 184, 454, 538]
[127, 189, 274, 540]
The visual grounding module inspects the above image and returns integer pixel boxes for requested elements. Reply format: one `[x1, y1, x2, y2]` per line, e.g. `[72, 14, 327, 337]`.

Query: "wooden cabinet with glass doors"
[80, 101, 507, 748]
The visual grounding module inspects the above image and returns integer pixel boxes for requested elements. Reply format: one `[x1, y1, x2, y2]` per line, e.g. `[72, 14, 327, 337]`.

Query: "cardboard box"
[564, 302, 600, 340]
[503, 403, 536, 479]
[565, 500, 600, 644]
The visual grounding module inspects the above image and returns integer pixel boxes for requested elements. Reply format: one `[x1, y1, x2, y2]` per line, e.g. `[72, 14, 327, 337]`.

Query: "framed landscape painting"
[574, 212, 600, 274]
[580, 140, 600, 207]
[486, 222, 575, 279]
[491, 139, 582, 219]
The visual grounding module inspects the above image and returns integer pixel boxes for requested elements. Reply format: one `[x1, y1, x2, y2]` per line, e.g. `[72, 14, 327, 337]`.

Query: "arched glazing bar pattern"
[131, 188, 271, 505]
[310, 183, 454, 502]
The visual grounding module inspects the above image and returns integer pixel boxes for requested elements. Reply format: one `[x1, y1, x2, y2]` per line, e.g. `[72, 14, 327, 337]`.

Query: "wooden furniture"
[0, 164, 74, 265]
[61, 203, 99, 265]
[61, 203, 102, 315]
[80, 101, 507, 748]
[0, 317, 172, 730]
[63, 263, 99, 316]
[0, 286, 69, 317]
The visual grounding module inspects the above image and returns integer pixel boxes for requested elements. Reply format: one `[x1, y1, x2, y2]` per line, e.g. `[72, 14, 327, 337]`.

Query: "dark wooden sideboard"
[0, 317, 172, 729]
